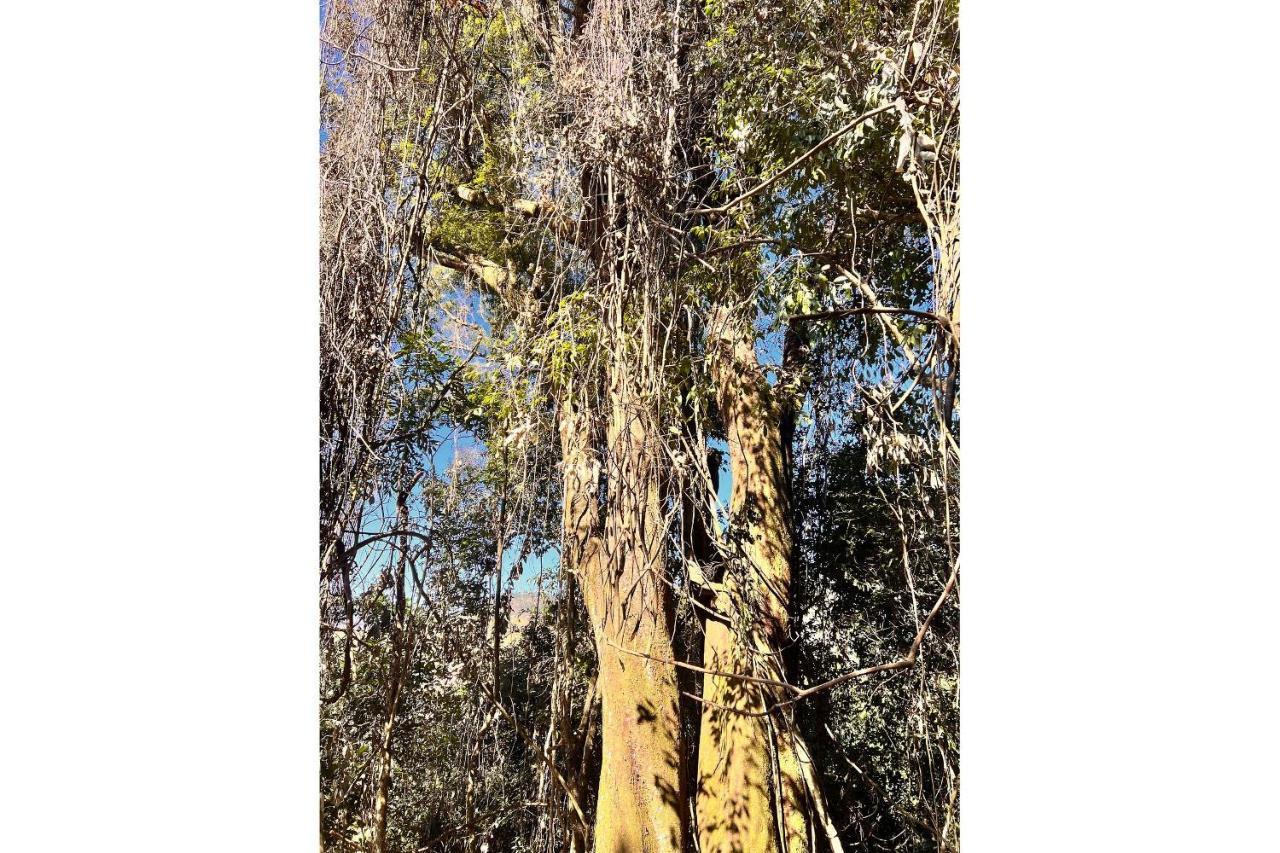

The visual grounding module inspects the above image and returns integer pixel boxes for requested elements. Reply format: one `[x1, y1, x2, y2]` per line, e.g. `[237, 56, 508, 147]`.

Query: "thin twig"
[689, 103, 896, 216]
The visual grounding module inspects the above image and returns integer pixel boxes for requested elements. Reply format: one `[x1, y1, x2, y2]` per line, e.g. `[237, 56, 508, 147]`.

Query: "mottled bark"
[695, 306, 816, 853]
[559, 364, 687, 853]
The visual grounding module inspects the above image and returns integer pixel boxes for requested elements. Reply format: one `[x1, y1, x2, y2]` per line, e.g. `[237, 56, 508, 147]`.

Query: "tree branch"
[790, 305, 957, 337]
[609, 555, 959, 714]
[689, 103, 897, 217]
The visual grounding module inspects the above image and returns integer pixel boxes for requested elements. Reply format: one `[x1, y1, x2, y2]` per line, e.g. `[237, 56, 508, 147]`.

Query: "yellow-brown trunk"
[696, 306, 812, 853]
[559, 363, 688, 853]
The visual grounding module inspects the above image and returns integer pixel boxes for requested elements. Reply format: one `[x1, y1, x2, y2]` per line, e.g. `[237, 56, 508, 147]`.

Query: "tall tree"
[319, 1, 960, 851]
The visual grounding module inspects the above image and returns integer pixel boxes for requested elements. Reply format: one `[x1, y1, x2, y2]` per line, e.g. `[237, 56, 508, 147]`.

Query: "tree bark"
[695, 305, 815, 853]
[559, 368, 687, 853]
[372, 470, 414, 853]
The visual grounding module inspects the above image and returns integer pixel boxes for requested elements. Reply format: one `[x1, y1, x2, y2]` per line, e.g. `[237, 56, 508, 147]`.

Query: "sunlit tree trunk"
[559, 359, 687, 853]
[695, 305, 820, 853]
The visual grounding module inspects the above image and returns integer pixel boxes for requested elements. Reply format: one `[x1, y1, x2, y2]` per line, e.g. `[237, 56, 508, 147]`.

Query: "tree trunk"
[371, 691, 397, 853]
[559, 367, 687, 853]
[372, 474, 413, 853]
[695, 306, 815, 853]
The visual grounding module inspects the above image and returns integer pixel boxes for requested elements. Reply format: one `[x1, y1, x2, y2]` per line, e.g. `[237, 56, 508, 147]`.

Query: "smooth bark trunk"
[559, 371, 687, 853]
[695, 306, 816, 853]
